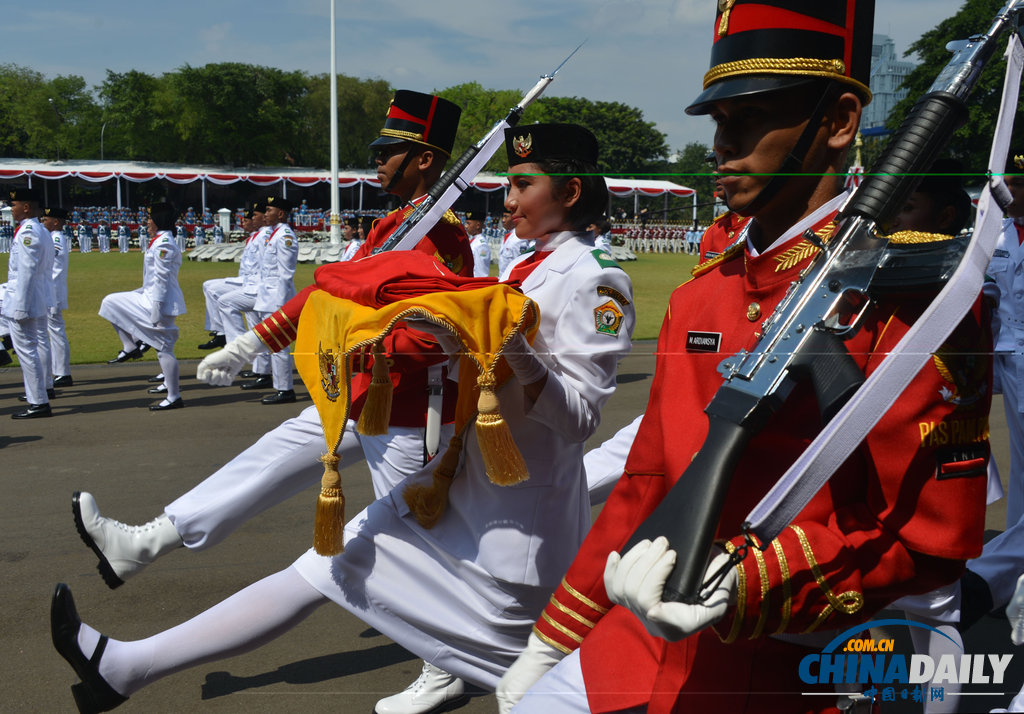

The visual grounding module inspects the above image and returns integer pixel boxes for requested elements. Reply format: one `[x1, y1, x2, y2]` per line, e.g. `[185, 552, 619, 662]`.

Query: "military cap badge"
[512, 134, 533, 158]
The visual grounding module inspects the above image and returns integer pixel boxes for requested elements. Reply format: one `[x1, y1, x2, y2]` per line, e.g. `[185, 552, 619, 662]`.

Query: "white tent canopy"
[0, 158, 696, 219]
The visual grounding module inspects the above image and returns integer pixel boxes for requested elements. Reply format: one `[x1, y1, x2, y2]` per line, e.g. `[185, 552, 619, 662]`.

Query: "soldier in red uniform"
[68, 90, 473, 714]
[498, 2, 993, 713]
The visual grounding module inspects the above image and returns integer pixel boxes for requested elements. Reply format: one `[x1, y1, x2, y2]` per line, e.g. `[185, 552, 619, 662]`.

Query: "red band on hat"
[715, 4, 846, 43]
[387, 105, 427, 128]
[423, 95, 438, 143]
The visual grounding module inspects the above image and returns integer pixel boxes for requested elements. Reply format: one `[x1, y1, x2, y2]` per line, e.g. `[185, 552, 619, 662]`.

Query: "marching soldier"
[41, 207, 73, 387]
[498, 2, 993, 712]
[466, 210, 491, 276]
[2, 188, 56, 419]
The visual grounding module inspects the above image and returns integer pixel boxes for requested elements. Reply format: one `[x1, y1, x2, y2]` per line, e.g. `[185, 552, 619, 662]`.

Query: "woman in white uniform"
[51, 124, 635, 712]
[97, 203, 187, 410]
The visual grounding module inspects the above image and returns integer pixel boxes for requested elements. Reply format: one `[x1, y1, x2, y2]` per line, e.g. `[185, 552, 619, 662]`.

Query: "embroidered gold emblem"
[717, 0, 738, 36]
[932, 346, 988, 411]
[318, 342, 343, 402]
[773, 241, 820, 272]
[512, 133, 533, 158]
[746, 302, 761, 321]
[1015, 154, 1024, 170]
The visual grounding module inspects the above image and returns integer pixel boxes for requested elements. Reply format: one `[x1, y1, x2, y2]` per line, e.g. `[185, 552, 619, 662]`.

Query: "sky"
[7, 0, 966, 155]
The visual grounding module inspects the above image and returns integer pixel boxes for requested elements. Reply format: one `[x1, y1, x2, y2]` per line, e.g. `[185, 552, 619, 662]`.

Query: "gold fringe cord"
[404, 435, 463, 528]
[356, 341, 393, 436]
[475, 373, 529, 486]
[313, 453, 346, 555]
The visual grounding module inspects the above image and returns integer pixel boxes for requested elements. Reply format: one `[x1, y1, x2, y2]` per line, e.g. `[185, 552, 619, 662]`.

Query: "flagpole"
[328, 0, 341, 243]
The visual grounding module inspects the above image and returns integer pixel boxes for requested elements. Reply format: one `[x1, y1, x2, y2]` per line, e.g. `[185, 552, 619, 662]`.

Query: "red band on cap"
[715, 4, 846, 44]
[386, 105, 427, 128]
[423, 95, 438, 142]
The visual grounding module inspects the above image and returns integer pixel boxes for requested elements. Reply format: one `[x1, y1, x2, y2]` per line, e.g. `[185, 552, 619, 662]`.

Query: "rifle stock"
[626, 0, 1024, 604]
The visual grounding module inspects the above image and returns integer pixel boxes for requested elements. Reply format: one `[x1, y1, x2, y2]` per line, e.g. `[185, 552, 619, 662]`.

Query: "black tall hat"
[686, 0, 875, 115]
[369, 90, 462, 157]
[504, 123, 599, 168]
[265, 195, 293, 212]
[8, 187, 41, 202]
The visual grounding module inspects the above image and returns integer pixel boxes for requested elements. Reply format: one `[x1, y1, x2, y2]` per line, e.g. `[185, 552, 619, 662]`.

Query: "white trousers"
[7, 314, 50, 403]
[47, 308, 71, 377]
[997, 353, 1024, 528]
[164, 405, 451, 550]
[202, 277, 241, 333]
[256, 310, 293, 390]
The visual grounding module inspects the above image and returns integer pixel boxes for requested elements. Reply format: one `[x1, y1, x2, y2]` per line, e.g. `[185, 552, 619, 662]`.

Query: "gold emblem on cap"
[1015, 154, 1024, 170]
[718, 0, 737, 37]
[512, 133, 533, 158]
[746, 302, 761, 321]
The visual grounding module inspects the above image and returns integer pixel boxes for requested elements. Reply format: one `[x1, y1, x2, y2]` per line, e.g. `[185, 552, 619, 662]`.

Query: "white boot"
[374, 661, 466, 714]
[72, 491, 183, 589]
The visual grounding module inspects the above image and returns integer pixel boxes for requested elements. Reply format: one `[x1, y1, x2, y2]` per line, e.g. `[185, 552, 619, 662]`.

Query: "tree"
[663, 141, 716, 225]
[530, 96, 669, 175]
[437, 82, 527, 172]
[0, 64, 54, 159]
[888, 0, 1024, 184]
[98, 70, 166, 160]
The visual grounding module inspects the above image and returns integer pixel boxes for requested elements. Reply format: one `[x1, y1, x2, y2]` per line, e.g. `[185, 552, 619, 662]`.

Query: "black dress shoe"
[0, 349, 11, 367]
[238, 370, 257, 379]
[107, 347, 142, 364]
[149, 397, 184, 411]
[262, 389, 296, 405]
[54, 375, 74, 387]
[240, 375, 273, 390]
[51, 583, 128, 713]
[147, 373, 164, 383]
[19, 388, 56, 401]
[147, 385, 167, 394]
[197, 334, 227, 350]
[1, 334, 12, 351]
[12, 402, 51, 419]
[135, 341, 151, 355]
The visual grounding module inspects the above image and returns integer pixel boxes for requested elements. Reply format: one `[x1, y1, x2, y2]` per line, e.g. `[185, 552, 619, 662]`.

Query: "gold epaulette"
[691, 241, 744, 277]
[884, 230, 956, 244]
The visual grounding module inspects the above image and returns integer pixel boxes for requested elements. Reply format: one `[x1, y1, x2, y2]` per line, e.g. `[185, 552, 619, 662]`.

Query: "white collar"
[747, 192, 849, 257]
[530, 230, 578, 253]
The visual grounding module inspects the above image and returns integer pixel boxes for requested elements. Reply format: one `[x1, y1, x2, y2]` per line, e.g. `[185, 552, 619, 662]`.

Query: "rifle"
[625, 0, 1024, 605]
[371, 41, 586, 255]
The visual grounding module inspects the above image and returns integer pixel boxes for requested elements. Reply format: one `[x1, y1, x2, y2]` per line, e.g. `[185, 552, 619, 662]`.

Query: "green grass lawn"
[0, 249, 696, 365]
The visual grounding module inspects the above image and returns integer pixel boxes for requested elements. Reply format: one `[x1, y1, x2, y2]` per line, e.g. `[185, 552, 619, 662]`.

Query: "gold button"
[746, 302, 761, 321]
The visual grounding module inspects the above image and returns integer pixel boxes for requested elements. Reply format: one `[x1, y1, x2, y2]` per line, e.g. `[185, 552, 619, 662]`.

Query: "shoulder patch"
[597, 285, 630, 306]
[590, 248, 621, 270]
[594, 300, 624, 336]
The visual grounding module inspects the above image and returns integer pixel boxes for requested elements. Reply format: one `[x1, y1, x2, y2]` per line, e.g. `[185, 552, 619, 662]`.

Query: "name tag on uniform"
[993, 249, 1010, 258]
[686, 331, 721, 352]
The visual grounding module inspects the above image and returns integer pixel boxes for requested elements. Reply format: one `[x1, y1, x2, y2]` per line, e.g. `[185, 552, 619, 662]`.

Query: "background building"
[862, 34, 918, 134]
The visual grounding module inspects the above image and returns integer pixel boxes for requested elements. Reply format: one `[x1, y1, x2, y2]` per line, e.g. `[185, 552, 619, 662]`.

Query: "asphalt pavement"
[0, 346, 1019, 713]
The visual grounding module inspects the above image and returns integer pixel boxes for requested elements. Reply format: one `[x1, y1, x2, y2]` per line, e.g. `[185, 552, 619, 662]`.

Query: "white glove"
[404, 316, 462, 355]
[502, 332, 548, 386]
[149, 301, 163, 325]
[496, 632, 566, 714]
[1007, 573, 1024, 646]
[6, 309, 28, 321]
[604, 536, 735, 642]
[48, 306, 60, 317]
[197, 330, 264, 386]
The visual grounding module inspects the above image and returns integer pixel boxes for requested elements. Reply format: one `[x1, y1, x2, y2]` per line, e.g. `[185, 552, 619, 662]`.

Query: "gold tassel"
[403, 435, 463, 528]
[313, 453, 345, 555]
[356, 341, 392, 436]
[474, 373, 529, 486]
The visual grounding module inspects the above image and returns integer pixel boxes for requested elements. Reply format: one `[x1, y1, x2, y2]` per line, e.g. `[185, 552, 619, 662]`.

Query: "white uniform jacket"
[989, 219, 1024, 354]
[470, 233, 491, 277]
[51, 229, 70, 310]
[141, 231, 186, 315]
[435, 230, 637, 585]
[239, 229, 266, 296]
[2, 217, 55, 319]
[255, 222, 298, 312]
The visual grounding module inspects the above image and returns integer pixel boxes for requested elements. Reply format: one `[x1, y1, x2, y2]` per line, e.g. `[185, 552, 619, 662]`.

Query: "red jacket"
[253, 203, 472, 425]
[535, 213, 992, 713]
